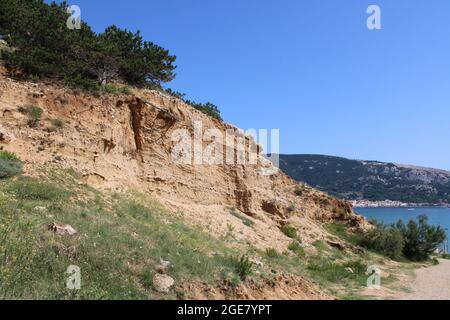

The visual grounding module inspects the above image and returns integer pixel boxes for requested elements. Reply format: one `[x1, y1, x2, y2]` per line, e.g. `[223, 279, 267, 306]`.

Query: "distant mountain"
[278, 154, 450, 205]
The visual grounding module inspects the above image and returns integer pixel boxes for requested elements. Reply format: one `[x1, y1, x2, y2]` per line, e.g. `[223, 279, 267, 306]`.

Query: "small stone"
[48, 222, 77, 236]
[155, 258, 171, 274]
[34, 206, 47, 212]
[153, 274, 174, 293]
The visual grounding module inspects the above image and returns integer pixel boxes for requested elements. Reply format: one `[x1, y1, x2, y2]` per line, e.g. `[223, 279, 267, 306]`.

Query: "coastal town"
[351, 199, 450, 208]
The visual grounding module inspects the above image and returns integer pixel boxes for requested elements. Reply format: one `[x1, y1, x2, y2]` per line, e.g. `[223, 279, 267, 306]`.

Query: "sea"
[355, 207, 450, 250]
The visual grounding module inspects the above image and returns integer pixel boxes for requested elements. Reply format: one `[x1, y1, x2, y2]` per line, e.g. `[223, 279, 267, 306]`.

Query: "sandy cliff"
[0, 70, 371, 299]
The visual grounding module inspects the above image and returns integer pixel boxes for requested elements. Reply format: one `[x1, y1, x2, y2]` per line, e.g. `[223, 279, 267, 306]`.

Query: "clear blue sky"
[55, 0, 450, 170]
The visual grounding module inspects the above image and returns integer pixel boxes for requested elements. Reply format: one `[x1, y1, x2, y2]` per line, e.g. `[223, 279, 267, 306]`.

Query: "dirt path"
[398, 259, 450, 300]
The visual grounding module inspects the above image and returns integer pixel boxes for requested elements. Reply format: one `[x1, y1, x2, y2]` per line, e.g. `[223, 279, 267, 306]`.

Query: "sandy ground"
[398, 259, 450, 300]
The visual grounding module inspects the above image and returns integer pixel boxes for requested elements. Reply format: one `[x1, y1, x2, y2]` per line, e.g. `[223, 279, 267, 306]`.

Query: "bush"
[396, 216, 447, 261]
[0, 150, 23, 179]
[265, 248, 279, 258]
[18, 105, 43, 128]
[361, 216, 447, 262]
[186, 100, 222, 120]
[233, 255, 253, 281]
[281, 225, 297, 239]
[360, 223, 404, 259]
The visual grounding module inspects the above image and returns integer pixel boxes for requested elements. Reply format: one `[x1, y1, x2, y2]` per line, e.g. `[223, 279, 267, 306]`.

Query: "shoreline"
[354, 205, 450, 209]
[351, 200, 450, 209]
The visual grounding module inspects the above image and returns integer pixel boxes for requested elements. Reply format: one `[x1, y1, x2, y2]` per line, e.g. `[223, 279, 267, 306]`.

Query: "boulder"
[153, 274, 174, 293]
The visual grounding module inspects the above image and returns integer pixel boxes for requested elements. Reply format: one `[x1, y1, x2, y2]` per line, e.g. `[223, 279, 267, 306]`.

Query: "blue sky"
[55, 0, 450, 170]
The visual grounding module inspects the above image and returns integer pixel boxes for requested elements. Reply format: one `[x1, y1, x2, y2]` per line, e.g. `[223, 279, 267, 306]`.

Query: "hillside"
[279, 154, 450, 205]
[0, 68, 402, 300]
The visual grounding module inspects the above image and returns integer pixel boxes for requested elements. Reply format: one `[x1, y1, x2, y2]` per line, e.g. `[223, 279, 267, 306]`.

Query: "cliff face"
[0, 71, 366, 253]
[279, 154, 450, 205]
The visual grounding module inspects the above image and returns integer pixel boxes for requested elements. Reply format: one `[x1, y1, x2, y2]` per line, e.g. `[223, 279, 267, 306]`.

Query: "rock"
[48, 222, 77, 236]
[345, 267, 354, 274]
[33, 206, 47, 213]
[0, 125, 15, 144]
[153, 274, 174, 293]
[155, 258, 171, 274]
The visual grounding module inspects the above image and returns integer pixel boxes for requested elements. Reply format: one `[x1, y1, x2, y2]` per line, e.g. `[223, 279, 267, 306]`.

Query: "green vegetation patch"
[281, 224, 298, 239]
[307, 259, 368, 284]
[0, 169, 253, 299]
[0, 150, 23, 179]
[18, 105, 43, 128]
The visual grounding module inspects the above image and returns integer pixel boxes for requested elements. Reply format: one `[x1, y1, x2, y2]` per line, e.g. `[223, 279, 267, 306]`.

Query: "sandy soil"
[398, 259, 450, 300]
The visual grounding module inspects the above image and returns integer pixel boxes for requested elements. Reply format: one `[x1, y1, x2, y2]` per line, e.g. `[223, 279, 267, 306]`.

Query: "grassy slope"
[0, 165, 412, 299]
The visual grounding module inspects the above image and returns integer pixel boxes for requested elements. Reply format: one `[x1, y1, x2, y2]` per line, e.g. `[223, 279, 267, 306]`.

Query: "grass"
[0, 165, 411, 300]
[313, 240, 328, 251]
[307, 259, 368, 284]
[325, 222, 362, 246]
[4, 176, 71, 201]
[0, 150, 23, 179]
[281, 224, 298, 239]
[265, 248, 280, 258]
[0, 168, 251, 299]
[229, 208, 254, 227]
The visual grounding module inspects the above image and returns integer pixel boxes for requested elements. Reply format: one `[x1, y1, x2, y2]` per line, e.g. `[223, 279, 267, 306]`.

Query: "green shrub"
[361, 216, 447, 262]
[0, 150, 23, 179]
[396, 216, 447, 261]
[288, 241, 305, 257]
[442, 253, 450, 260]
[360, 224, 404, 259]
[19, 105, 43, 128]
[233, 255, 253, 280]
[265, 248, 279, 258]
[64, 73, 99, 91]
[186, 100, 222, 121]
[281, 224, 297, 239]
